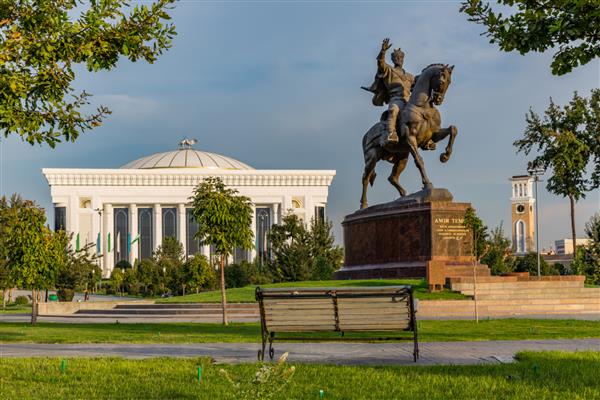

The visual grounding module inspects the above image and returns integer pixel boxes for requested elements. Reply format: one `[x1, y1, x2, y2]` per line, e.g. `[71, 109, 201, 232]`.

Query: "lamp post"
[528, 166, 546, 277]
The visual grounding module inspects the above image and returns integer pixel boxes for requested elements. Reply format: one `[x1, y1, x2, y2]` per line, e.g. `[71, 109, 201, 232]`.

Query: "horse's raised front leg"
[360, 151, 378, 209]
[388, 156, 409, 197]
[404, 123, 432, 190]
[430, 125, 457, 163]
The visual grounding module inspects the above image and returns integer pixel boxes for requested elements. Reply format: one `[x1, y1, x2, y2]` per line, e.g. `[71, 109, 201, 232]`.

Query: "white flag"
[116, 231, 121, 256]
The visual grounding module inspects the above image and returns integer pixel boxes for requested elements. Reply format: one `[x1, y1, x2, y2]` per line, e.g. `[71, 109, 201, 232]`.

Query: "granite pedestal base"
[335, 188, 485, 290]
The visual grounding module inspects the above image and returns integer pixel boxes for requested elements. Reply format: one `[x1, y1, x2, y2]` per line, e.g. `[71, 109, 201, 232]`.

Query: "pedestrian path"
[2, 339, 599, 366]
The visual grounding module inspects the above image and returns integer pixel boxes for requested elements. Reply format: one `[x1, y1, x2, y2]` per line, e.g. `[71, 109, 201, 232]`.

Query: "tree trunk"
[569, 195, 577, 259]
[8, 288, 13, 303]
[30, 289, 37, 326]
[220, 254, 228, 325]
[2, 289, 5, 308]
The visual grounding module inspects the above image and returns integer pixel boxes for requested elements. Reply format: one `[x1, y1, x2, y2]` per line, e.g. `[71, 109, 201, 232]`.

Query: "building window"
[138, 208, 153, 260]
[54, 206, 66, 231]
[233, 247, 249, 264]
[516, 220, 525, 253]
[186, 209, 200, 257]
[114, 208, 129, 264]
[256, 207, 272, 263]
[162, 207, 177, 241]
[315, 206, 326, 224]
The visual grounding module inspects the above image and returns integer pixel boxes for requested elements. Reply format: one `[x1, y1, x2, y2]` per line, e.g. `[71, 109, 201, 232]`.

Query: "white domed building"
[43, 141, 335, 277]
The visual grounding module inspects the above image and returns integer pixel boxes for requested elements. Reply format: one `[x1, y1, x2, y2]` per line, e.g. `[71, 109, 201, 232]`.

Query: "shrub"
[514, 252, 558, 276]
[225, 261, 273, 288]
[57, 288, 75, 302]
[14, 295, 29, 305]
[115, 260, 132, 270]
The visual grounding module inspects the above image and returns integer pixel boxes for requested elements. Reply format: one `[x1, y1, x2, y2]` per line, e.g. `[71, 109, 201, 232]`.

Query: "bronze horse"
[360, 64, 457, 209]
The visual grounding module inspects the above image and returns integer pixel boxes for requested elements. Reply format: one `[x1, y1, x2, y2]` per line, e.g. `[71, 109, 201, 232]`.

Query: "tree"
[1, 0, 176, 147]
[268, 213, 343, 282]
[190, 177, 254, 325]
[571, 214, 600, 284]
[463, 207, 488, 322]
[481, 223, 515, 275]
[0, 194, 65, 324]
[460, 0, 600, 75]
[514, 252, 557, 276]
[56, 233, 98, 301]
[183, 255, 216, 294]
[514, 91, 599, 256]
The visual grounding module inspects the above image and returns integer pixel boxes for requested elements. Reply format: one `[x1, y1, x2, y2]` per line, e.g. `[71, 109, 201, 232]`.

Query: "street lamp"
[528, 166, 546, 276]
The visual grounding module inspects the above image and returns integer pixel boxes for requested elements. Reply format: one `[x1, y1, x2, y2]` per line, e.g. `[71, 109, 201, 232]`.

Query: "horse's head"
[429, 64, 454, 105]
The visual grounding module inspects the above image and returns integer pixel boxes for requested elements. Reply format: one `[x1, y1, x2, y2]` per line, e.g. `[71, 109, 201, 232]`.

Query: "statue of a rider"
[362, 38, 414, 144]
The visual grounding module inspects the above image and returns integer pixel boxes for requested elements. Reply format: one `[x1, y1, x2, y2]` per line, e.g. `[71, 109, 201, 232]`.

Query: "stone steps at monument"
[75, 303, 259, 317]
[448, 275, 585, 284]
[418, 300, 600, 316]
[113, 303, 257, 310]
[458, 288, 600, 299]
[450, 281, 584, 292]
[444, 265, 491, 277]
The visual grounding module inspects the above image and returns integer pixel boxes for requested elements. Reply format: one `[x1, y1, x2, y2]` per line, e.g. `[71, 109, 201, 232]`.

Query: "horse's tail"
[362, 121, 384, 156]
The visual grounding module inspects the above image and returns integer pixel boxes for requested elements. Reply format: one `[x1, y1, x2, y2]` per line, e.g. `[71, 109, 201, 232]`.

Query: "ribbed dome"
[121, 148, 254, 170]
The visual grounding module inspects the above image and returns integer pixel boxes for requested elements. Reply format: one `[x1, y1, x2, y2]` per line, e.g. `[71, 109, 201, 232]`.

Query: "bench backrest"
[256, 286, 415, 333]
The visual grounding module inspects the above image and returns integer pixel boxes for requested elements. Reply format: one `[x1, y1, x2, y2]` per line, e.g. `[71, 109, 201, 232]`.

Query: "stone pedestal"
[335, 188, 482, 290]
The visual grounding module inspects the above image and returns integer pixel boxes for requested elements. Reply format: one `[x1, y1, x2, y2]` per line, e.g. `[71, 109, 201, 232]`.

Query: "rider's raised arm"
[377, 48, 391, 73]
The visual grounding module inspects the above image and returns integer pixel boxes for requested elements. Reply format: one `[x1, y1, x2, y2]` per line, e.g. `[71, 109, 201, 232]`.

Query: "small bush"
[115, 260, 133, 270]
[14, 295, 29, 305]
[57, 288, 75, 302]
[225, 261, 272, 288]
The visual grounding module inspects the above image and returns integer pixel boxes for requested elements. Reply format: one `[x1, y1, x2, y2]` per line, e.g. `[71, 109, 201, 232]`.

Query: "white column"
[271, 203, 280, 225]
[178, 204, 187, 256]
[68, 195, 79, 249]
[304, 196, 314, 224]
[103, 203, 114, 277]
[154, 204, 162, 251]
[250, 204, 257, 261]
[129, 204, 138, 265]
[91, 198, 101, 257]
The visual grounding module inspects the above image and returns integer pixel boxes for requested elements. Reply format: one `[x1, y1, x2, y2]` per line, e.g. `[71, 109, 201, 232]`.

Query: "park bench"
[255, 285, 419, 362]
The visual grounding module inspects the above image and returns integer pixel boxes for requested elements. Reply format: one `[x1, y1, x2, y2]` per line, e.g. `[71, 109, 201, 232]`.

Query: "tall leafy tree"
[481, 223, 515, 275]
[190, 177, 254, 325]
[460, 0, 600, 75]
[0, 0, 176, 147]
[514, 91, 598, 256]
[0, 194, 66, 324]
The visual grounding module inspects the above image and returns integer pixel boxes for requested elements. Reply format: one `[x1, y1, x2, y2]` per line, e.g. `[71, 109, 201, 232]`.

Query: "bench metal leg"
[258, 329, 267, 361]
[268, 331, 275, 360]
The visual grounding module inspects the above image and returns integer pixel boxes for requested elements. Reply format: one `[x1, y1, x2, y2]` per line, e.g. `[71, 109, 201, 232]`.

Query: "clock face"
[516, 204, 525, 213]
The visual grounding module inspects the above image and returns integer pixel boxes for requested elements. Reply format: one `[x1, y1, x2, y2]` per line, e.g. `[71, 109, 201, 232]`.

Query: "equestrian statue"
[360, 38, 457, 209]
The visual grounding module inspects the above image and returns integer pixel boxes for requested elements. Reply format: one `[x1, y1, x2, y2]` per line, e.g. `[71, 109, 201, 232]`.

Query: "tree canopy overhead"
[0, 0, 176, 147]
[461, 0, 600, 75]
[514, 90, 599, 256]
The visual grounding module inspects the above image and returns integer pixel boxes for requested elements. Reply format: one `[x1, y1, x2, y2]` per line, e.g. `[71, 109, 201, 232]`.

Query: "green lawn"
[1, 351, 599, 399]
[158, 279, 466, 303]
[0, 304, 32, 314]
[1, 319, 599, 344]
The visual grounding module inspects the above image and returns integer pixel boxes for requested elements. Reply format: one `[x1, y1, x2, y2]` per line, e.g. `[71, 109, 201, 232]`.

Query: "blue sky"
[1, 1, 599, 250]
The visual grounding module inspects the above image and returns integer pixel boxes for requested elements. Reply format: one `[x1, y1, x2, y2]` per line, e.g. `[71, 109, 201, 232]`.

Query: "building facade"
[554, 238, 592, 255]
[43, 144, 335, 277]
[510, 175, 535, 254]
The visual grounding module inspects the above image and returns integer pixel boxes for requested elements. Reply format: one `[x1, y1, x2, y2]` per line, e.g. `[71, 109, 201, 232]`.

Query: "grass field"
[1, 351, 599, 399]
[1, 319, 599, 344]
[158, 279, 467, 303]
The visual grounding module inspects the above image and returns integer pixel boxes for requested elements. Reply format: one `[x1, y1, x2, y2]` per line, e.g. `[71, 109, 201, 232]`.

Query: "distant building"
[43, 141, 335, 277]
[510, 175, 535, 254]
[554, 238, 591, 255]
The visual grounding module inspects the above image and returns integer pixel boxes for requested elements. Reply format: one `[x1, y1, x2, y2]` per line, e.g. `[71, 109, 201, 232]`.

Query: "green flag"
[108, 232, 111, 253]
[76, 233, 80, 251]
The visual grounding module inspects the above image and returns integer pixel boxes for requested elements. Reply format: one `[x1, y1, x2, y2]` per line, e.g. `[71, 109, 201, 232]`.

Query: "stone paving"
[1, 339, 599, 366]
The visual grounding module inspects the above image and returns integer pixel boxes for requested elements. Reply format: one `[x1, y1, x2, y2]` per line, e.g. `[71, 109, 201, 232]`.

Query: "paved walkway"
[2, 339, 599, 365]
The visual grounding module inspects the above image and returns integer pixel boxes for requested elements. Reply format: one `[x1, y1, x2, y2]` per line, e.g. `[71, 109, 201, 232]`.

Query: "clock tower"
[510, 175, 535, 254]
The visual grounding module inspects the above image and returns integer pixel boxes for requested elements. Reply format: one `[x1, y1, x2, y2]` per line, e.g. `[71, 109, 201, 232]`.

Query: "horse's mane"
[421, 63, 445, 72]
